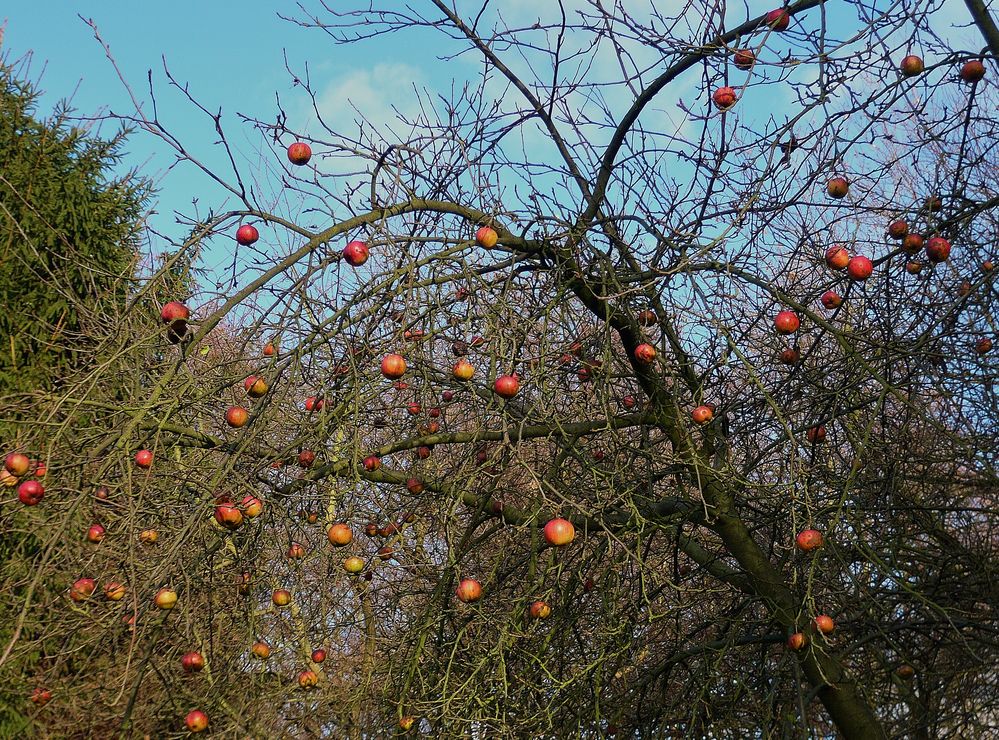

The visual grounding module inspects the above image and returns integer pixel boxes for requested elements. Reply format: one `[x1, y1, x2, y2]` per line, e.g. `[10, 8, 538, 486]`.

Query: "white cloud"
[310, 62, 426, 137]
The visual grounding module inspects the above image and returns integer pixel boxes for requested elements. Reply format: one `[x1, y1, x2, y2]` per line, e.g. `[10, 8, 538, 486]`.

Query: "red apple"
[925, 195, 943, 212]
[529, 600, 552, 619]
[30, 687, 52, 706]
[160, 301, 190, 325]
[887, 220, 909, 239]
[779, 348, 800, 365]
[633, 343, 657, 365]
[272, 588, 292, 606]
[764, 8, 790, 31]
[825, 245, 850, 270]
[70, 577, 96, 602]
[304, 396, 325, 412]
[787, 632, 808, 650]
[417, 445, 432, 459]
[711, 86, 738, 110]
[154, 587, 178, 610]
[311, 648, 327, 664]
[475, 226, 498, 249]
[806, 425, 826, 444]
[287, 542, 306, 559]
[4, 452, 30, 477]
[399, 716, 416, 731]
[774, 310, 800, 335]
[442, 390, 455, 402]
[897, 664, 916, 679]
[637, 309, 658, 326]
[622, 395, 637, 409]
[826, 177, 849, 199]
[453, 359, 474, 380]
[343, 240, 369, 266]
[981, 259, 994, 272]
[104, 582, 126, 601]
[820, 290, 842, 309]
[244, 375, 268, 397]
[298, 450, 316, 468]
[406, 402, 421, 416]
[17, 479, 44, 505]
[241, 495, 263, 518]
[287, 141, 312, 165]
[691, 405, 714, 425]
[814, 615, 835, 634]
[252, 641, 271, 659]
[214, 503, 243, 530]
[362, 455, 381, 472]
[902, 233, 924, 254]
[847, 255, 873, 280]
[181, 651, 205, 673]
[905, 260, 923, 275]
[381, 353, 407, 379]
[225, 406, 249, 428]
[134, 449, 153, 469]
[900, 55, 924, 77]
[960, 59, 986, 82]
[925, 236, 951, 263]
[975, 337, 992, 355]
[328, 523, 353, 546]
[733, 49, 755, 70]
[406, 478, 425, 495]
[494, 374, 520, 399]
[795, 528, 824, 552]
[456, 578, 483, 603]
[86, 523, 105, 543]
[235, 224, 259, 246]
[185, 710, 209, 733]
[263, 342, 276, 357]
[544, 517, 575, 547]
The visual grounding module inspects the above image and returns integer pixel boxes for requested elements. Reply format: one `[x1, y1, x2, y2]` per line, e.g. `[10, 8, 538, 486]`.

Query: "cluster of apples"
[713, 8, 987, 114]
[455, 518, 575, 620]
[3, 452, 46, 505]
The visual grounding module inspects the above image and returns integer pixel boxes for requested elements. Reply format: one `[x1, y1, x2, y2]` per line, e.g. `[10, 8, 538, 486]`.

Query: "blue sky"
[0, 1, 980, 273]
[0, 2, 450, 263]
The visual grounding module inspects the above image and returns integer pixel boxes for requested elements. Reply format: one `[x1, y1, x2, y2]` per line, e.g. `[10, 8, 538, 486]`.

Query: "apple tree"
[2, 1, 998, 737]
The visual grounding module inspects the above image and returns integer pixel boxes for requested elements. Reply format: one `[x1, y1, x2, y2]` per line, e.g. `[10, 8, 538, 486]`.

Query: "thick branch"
[965, 0, 999, 59]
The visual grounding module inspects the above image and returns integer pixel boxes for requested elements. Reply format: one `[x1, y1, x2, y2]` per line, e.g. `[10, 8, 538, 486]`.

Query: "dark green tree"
[0, 59, 151, 403]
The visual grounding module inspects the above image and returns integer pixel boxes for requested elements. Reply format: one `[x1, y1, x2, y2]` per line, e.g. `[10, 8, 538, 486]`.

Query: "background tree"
[1, 1, 997, 738]
[0, 57, 153, 736]
[0, 57, 151, 402]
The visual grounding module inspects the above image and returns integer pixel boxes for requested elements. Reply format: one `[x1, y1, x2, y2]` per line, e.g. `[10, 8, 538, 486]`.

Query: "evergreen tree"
[0, 60, 151, 401]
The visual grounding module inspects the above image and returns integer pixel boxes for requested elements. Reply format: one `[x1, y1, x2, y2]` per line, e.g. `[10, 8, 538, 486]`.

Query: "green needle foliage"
[0, 59, 151, 406]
